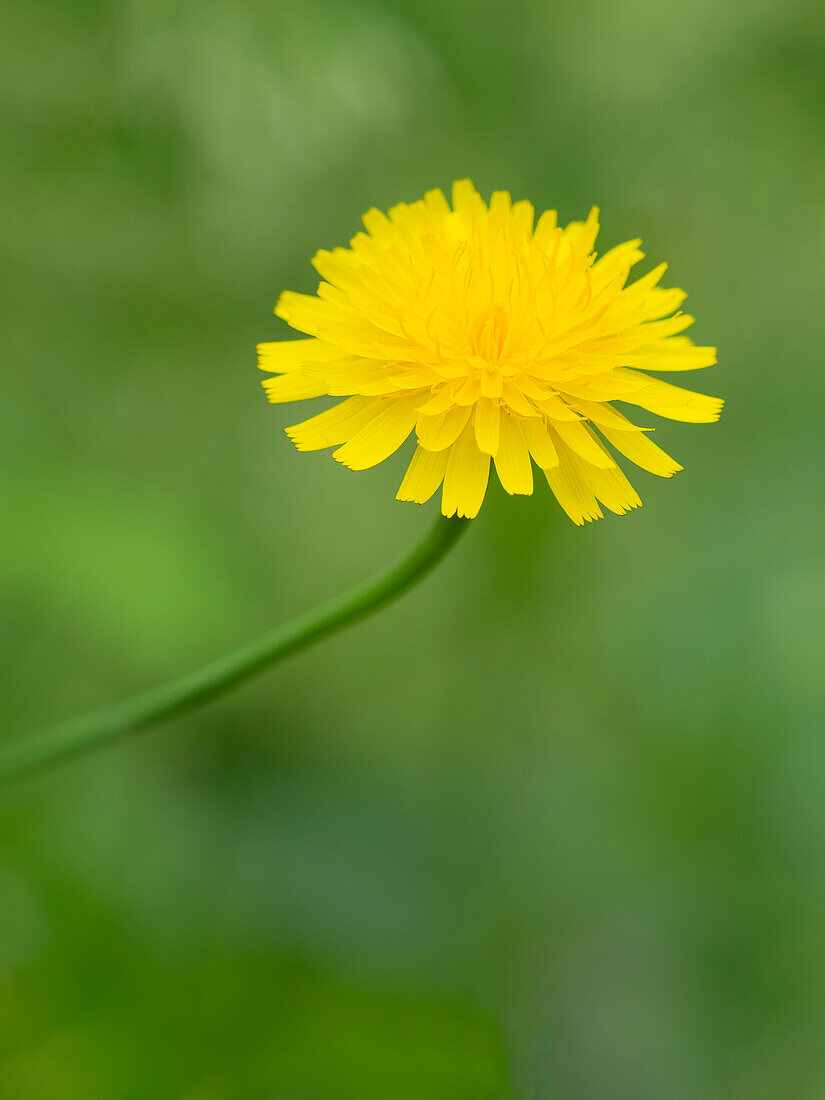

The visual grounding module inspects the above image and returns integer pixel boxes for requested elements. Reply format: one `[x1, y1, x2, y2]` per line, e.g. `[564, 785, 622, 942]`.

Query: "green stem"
[0, 515, 470, 783]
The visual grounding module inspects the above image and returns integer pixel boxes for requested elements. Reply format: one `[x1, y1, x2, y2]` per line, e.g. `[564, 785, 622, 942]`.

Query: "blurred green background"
[1, 0, 824, 1095]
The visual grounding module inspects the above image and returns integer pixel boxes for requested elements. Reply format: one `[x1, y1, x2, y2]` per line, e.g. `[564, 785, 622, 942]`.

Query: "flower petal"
[257, 338, 343, 373]
[616, 371, 724, 423]
[416, 405, 471, 451]
[520, 418, 560, 469]
[544, 446, 604, 526]
[551, 420, 616, 468]
[598, 425, 682, 477]
[286, 397, 382, 451]
[441, 422, 491, 519]
[544, 439, 641, 524]
[494, 415, 534, 495]
[564, 398, 648, 432]
[262, 373, 329, 403]
[474, 398, 501, 455]
[333, 396, 420, 470]
[397, 446, 449, 504]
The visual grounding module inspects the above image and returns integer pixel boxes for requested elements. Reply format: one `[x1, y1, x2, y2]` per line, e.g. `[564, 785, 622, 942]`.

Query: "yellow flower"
[259, 180, 720, 523]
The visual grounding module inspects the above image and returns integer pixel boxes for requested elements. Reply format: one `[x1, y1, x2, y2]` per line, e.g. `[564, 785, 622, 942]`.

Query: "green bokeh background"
[2, 0, 824, 1095]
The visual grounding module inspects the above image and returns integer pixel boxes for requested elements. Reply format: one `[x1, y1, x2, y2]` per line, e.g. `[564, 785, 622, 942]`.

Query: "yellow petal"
[598, 426, 682, 477]
[631, 337, 717, 371]
[561, 206, 600, 254]
[304, 358, 396, 396]
[417, 383, 462, 416]
[441, 422, 491, 519]
[387, 364, 440, 389]
[555, 372, 647, 401]
[397, 446, 449, 504]
[520, 418, 559, 469]
[455, 377, 482, 406]
[501, 381, 539, 417]
[311, 249, 365, 291]
[590, 240, 644, 289]
[479, 371, 503, 399]
[628, 312, 695, 341]
[551, 420, 616, 468]
[474, 398, 501, 455]
[616, 370, 724, 423]
[273, 291, 332, 334]
[511, 200, 535, 234]
[275, 292, 393, 359]
[333, 396, 419, 470]
[544, 440, 641, 524]
[517, 376, 553, 402]
[416, 405, 471, 451]
[544, 446, 604, 526]
[261, 373, 329, 403]
[490, 190, 512, 215]
[452, 179, 487, 223]
[566, 398, 649, 431]
[286, 396, 381, 451]
[580, 461, 642, 516]
[424, 188, 451, 220]
[494, 415, 534, 495]
[362, 207, 393, 241]
[257, 338, 342, 373]
[585, 464, 642, 514]
[533, 209, 559, 251]
[639, 286, 688, 320]
[534, 394, 583, 421]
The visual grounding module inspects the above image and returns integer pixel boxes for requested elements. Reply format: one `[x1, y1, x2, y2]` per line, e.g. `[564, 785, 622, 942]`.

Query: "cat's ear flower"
[260, 180, 720, 523]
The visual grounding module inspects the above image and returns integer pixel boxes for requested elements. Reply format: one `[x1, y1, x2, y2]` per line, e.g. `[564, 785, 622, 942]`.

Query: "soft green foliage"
[1, 0, 824, 1095]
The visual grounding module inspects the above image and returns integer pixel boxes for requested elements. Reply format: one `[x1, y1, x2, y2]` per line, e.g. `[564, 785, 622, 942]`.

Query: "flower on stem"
[260, 180, 720, 523]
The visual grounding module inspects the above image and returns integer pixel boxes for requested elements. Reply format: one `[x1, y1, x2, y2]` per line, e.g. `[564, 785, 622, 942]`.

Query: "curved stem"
[0, 515, 470, 783]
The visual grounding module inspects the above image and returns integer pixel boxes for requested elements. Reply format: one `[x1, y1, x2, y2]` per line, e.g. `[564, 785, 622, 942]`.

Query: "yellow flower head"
[259, 180, 720, 523]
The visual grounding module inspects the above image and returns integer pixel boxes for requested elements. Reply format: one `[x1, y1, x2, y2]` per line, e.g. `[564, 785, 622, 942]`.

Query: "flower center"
[469, 304, 510, 362]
